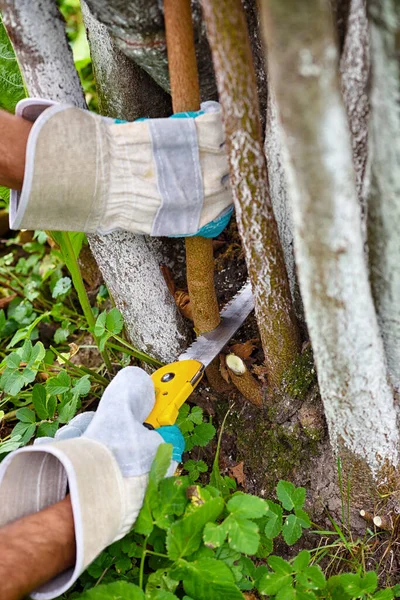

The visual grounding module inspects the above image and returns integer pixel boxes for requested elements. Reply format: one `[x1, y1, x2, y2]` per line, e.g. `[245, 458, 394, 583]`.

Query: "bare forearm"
[0, 109, 31, 190]
[0, 496, 76, 600]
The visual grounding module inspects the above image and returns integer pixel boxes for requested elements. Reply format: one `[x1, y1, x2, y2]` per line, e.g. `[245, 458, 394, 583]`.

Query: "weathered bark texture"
[367, 0, 400, 390]
[264, 92, 303, 322]
[81, 1, 172, 120]
[340, 0, 370, 217]
[2, 0, 188, 363]
[260, 0, 399, 478]
[201, 0, 301, 389]
[84, 0, 217, 101]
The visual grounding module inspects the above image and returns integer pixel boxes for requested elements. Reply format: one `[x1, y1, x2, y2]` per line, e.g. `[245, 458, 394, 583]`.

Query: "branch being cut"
[259, 0, 399, 477]
[164, 0, 220, 334]
[201, 0, 301, 388]
[367, 0, 400, 389]
[1, 0, 188, 363]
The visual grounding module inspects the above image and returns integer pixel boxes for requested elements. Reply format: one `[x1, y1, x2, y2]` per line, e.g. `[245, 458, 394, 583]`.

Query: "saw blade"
[178, 280, 254, 367]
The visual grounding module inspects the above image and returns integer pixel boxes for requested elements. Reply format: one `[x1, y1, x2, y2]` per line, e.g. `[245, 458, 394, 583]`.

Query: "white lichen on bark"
[367, 0, 400, 390]
[264, 90, 304, 321]
[2, 0, 188, 362]
[340, 0, 370, 220]
[260, 0, 399, 475]
[201, 0, 301, 388]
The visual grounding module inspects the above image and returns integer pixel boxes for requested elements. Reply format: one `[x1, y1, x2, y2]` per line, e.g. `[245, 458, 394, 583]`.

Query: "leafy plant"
[67, 448, 399, 600]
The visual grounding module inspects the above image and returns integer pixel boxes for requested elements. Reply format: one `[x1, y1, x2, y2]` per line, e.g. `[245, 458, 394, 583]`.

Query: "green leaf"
[0, 368, 27, 395]
[296, 566, 326, 591]
[94, 311, 107, 337]
[32, 384, 48, 420]
[258, 571, 293, 596]
[54, 325, 70, 344]
[146, 592, 179, 600]
[265, 501, 283, 539]
[203, 522, 227, 549]
[52, 277, 72, 298]
[46, 371, 71, 395]
[294, 508, 311, 528]
[153, 476, 190, 530]
[11, 422, 36, 446]
[268, 556, 293, 575]
[135, 444, 173, 535]
[106, 308, 124, 334]
[186, 422, 216, 451]
[36, 421, 58, 438]
[372, 590, 394, 600]
[227, 493, 268, 519]
[75, 581, 145, 600]
[223, 514, 260, 555]
[277, 480, 306, 511]
[0, 436, 23, 454]
[282, 514, 304, 546]
[340, 572, 378, 596]
[16, 407, 36, 424]
[73, 375, 91, 397]
[171, 558, 243, 600]
[58, 395, 79, 424]
[292, 550, 311, 572]
[0, 16, 26, 113]
[166, 496, 224, 559]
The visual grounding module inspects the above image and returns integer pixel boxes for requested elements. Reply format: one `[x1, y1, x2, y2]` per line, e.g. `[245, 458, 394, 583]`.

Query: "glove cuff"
[0, 437, 144, 599]
[10, 100, 108, 233]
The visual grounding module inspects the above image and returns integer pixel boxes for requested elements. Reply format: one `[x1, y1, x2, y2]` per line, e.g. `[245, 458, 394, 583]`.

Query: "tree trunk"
[1, 0, 189, 363]
[367, 0, 400, 390]
[340, 0, 370, 220]
[259, 0, 399, 489]
[201, 0, 301, 390]
[84, 0, 217, 101]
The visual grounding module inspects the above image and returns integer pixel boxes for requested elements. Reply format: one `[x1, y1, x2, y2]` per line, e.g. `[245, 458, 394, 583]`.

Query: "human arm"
[0, 367, 184, 600]
[0, 108, 30, 190]
[0, 496, 75, 600]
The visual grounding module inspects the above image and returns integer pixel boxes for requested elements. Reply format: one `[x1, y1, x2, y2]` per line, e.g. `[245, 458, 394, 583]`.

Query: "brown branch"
[164, 0, 220, 334]
[201, 0, 301, 387]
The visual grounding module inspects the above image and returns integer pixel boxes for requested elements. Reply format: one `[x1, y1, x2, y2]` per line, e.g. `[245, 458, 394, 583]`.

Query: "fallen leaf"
[175, 290, 193, 321]
[229, 461, 246, 486]
[161, 265, 193, 321]
[0, 294, 16, 309]
[243, 594, 257, 600]
[230, 338, 259, 360]
[68, 343, 79, 358]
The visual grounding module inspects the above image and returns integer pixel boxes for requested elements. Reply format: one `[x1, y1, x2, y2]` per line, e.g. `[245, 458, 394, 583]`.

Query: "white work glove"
[10, 98, 233, 238]
[0, 367, 184, 600]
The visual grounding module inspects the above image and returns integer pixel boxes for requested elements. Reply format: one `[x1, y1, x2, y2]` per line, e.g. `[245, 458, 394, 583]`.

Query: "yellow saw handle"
[145, 360, 205, 428]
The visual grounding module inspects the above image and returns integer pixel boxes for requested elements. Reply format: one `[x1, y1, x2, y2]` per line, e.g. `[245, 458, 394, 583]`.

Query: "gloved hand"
[10, 98, 233, 238]
[0, 366, 184, 600]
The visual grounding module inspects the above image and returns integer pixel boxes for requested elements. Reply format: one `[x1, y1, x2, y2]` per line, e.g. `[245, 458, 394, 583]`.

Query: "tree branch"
[201, 0, 301, 389]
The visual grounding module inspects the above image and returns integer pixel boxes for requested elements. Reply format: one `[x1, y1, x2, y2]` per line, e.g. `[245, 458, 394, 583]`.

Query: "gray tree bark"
[260, 0, 399, 483]
[367, 0, 400, 390]
[1, 0, 188, 363]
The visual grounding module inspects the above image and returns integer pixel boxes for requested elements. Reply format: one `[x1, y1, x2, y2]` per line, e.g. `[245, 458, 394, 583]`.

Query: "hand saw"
[145, 281, 254, 427]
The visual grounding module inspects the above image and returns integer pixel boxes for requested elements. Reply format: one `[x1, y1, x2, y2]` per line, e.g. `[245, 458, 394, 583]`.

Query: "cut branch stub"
[226, 353, 263, 407]
[164, 0, 220, 334]
[201, 0, 301, 387]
